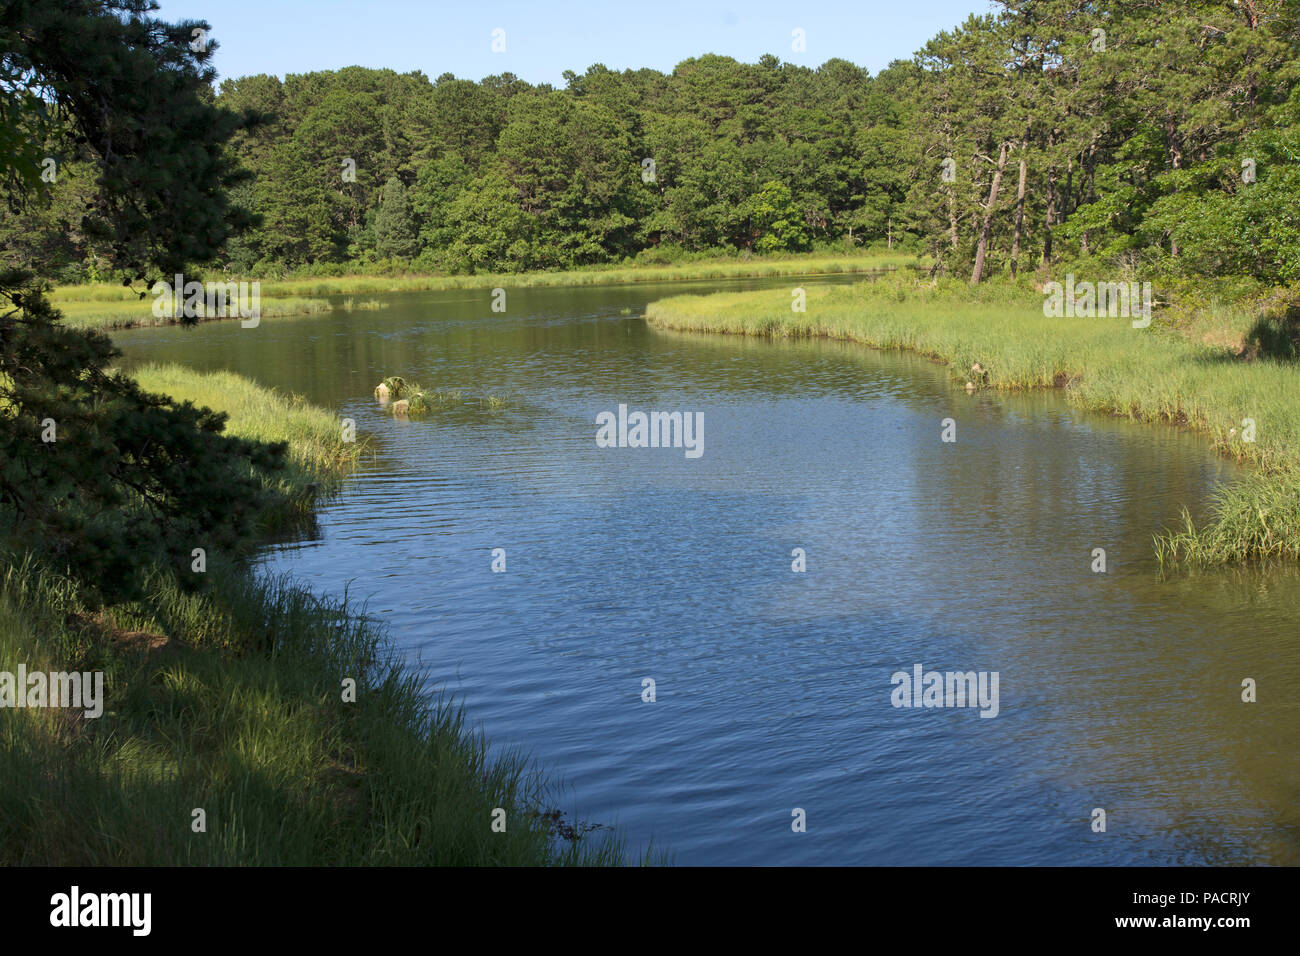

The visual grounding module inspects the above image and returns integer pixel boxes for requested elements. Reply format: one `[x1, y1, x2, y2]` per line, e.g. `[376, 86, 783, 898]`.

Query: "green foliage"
[1148, 93, 1300, 283]
[6, 53, 922, 273]
[647, 275, 1300, 565]
[906, 0, 1300, 281]
[746, 181, 812, 253]
[442, 172, 533, 272]
[0, 2, 296, 603]
[0, 0, 254, 283]
[0, 281, 297, 602]
[373, 176, 419, 259]
[7, 5, 1300, 284]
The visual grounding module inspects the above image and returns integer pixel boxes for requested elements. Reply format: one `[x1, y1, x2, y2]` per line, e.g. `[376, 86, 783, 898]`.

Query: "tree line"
[4, 0, 1299, 285]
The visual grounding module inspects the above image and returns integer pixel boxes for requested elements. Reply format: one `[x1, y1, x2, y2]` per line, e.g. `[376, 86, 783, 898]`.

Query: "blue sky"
[155, 0, 990, 86]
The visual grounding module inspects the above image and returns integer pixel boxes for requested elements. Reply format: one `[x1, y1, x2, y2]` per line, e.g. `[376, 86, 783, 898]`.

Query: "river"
[113, 275, 1300, 865]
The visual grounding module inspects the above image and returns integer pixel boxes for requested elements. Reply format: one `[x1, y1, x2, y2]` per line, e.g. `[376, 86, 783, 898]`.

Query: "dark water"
[114, 277, 1300, 866]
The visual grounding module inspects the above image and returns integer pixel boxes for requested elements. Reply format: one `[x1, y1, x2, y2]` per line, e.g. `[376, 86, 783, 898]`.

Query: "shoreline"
[48, 252, 912, 331]
[51, 296, 387, 332]
[0, 365, 625, 865]
[644, 276, 1300, 568]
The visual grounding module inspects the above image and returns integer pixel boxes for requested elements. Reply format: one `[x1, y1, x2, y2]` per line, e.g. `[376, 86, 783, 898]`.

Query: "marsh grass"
[341, 297, 385, 312]
[0, 558, 625, 865]
[130, 364, 368, 516]
[0, 365, 624, 864]
[46, 252, 911, 315]
[403, 388, 461, 414]
[45, 252, 905, 333]
[376, 376, 500, 416]
[51, 295, 335, 330]
[645, 276, 1300, 568]
[248, 252, 909, 296]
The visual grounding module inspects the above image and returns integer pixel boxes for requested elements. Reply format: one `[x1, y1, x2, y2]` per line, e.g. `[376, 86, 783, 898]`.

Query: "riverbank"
[645, 274, 1300, 567]
[0, 366, 622, 864]
[49, 251, 911, 330]
[52, 295, 388, 332]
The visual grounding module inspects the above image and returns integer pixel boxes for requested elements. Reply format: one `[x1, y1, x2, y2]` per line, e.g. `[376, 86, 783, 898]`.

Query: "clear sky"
[154, 0, 990, 86]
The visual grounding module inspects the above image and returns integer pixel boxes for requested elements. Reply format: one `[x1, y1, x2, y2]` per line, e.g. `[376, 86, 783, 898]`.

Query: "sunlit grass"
[0, 365, 627, 865]
[373, 375, 511, 416]
[249, 252, 911, 297]
[130, 363, 368, 493]
[340, 297, 385, 311]
[46, 251, 914, 313]
[0, 558, 627, 865]
[52, 295, 336, 330]
[646, 276, 1300, 567]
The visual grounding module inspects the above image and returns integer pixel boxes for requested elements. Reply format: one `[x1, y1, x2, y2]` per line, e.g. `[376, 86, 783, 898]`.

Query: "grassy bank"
[645, 275, 1300, 568]
[0, 366, 622, 864]
[131, 364, 364, 491]
[243, 251, 910, 296]
[52, 295, 388, 331]
[48, 251, 910, 329]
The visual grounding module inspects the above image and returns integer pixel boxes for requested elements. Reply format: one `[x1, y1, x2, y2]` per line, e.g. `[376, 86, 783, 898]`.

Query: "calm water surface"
[115, 277, 1300, 866]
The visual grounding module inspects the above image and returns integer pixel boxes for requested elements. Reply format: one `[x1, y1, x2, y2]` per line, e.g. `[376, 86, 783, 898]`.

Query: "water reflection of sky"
[114, 280, 1300, 865]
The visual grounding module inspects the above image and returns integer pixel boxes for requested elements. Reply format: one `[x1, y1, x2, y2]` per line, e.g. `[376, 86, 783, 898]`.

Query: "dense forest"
[4, 0, 1299, 284]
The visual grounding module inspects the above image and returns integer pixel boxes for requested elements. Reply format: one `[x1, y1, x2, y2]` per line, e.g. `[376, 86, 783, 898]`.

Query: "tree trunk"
[1064, 156, 1074, 218]
[944, 130, 958, 251]
[1043, 129, 1057, 266]
[1010, 137, 1028, 278]
[1166, 117, 1182, 256]
[946, 171, 958, 251]
[971, 140, 1009, 284]
[1086, 132, 1099, 203]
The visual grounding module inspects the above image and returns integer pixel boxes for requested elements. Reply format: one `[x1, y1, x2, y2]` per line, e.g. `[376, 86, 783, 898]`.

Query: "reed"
[44, 251, 912, 318]
[0, 365, 625, 864]
[645, 275, 1300, 568]
[51, 296, 336, 330]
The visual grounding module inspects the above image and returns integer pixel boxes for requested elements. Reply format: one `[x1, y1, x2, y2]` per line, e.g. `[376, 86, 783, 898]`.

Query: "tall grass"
[0, 365, 626, 865]
[248, 252, 909, 297]
[130, 364, 366, 482]
[645, 276, 1300, 568]
[51, 295, 337, 330]
[374, 375, 514, 416]
[0, 559, 624, 864]
[47, 251, 912, 310]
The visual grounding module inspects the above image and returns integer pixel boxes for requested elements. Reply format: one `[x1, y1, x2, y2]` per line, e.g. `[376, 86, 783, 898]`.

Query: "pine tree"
[1, 0, 290, 602]
[373, 176, 420, 259]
